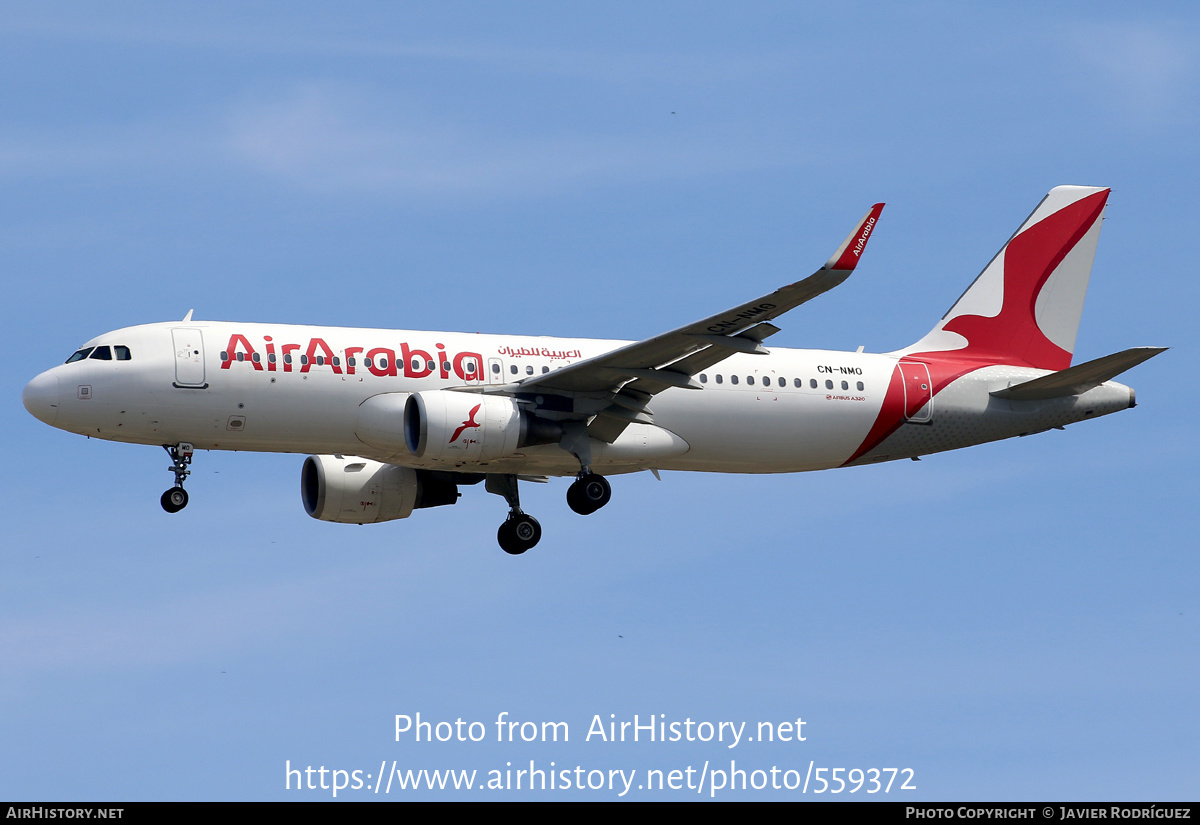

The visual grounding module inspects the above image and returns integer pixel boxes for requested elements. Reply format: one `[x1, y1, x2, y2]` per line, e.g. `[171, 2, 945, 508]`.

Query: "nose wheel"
[567, 472, 611, 515]
[160, 442, 194, 513]
[161, 486, 189, 513]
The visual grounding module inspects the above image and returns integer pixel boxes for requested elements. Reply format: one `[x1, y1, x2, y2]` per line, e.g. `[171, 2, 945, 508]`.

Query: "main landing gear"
[566, 471, 611, 515]
[160, 442, 194, 514]
[486, 474, 542, 555]
[485, 469, 613, 555]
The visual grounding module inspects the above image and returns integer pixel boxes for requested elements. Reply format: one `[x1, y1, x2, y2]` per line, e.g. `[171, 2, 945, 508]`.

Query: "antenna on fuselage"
[182, 309, 194, 322]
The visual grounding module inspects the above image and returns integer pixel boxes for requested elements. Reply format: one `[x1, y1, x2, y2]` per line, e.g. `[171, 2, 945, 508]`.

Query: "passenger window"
[284, 354, 293, 364]
[427, 360, 436, 371]
[715, 374, 723, 384]
[344, 356, 352, 366]
[492, 363, 500, 374]
[825, 380, 833, 389]
[731, 375, 739, 385]
[412, 358, 421, 370]
[857, 381, 864, 391]
[252, 352, 261, 363]
[236, 352, 245, 362]
[747, 376, 755, 385]
[541, 366, 549, 374]
[114, 346, 131, 361]
[66, 348, 94, 364]
[810, 379, 817, 389]
[300, 355, 308, 365]
[332, 356, 340, 367]
[89, 346, 112, 360]
[700, 374, 708, 384]
[510, 364, 518, 374]
[794, 378, 801, 388]
[526, 365, 534, 375]
[841, 380, 849, 390]
[315, 356, 325, 366]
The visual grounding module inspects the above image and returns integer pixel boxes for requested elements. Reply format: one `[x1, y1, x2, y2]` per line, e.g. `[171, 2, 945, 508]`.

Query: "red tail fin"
[901, 186, 1109, 370]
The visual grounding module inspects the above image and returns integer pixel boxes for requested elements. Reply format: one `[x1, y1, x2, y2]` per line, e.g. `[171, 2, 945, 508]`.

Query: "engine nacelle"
[355, 392, 412, 454]
[300, 454, 458, 524]
[404, 391, 561, 463]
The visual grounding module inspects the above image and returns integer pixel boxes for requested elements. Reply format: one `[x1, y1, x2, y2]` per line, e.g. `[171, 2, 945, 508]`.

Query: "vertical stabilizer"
[900, 186, 1109, 369]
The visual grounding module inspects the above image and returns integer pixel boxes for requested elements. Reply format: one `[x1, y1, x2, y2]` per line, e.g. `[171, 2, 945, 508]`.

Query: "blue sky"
[2, 1, 1196, 800]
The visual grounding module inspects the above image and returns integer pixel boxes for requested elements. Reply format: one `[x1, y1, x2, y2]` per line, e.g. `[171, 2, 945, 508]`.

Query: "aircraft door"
[458, 353, 482, 383]
[487, 358, 504, 385]
[172, 328, 208, 388]
[899, 361, 933, 423]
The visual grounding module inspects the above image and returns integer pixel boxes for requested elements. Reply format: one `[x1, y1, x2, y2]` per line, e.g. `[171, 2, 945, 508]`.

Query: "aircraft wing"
[516, 202, 884, 398]
[494, 202, 884, 441]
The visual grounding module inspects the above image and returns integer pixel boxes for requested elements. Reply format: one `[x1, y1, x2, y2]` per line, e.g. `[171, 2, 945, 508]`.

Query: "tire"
[498, 514, 541, 554]
[567, 473, 610, 515]
[161, 487, 188, 513]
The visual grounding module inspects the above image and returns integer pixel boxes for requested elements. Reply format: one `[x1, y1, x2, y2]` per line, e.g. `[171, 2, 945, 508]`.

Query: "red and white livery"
[23, 187, 1163, 554]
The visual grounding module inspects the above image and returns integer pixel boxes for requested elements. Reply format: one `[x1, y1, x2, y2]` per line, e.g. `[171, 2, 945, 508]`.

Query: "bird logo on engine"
[449, 404, 483, 443]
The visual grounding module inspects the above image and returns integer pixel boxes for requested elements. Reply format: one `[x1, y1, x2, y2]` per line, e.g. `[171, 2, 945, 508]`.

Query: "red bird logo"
[449, 404, 482, 443]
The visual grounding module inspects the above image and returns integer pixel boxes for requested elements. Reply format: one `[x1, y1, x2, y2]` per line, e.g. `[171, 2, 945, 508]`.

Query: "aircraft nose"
[23, 370, 61, 426]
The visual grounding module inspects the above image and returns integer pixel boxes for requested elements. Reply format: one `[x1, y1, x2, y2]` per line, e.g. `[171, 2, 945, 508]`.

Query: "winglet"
[824, 203, 885, 271]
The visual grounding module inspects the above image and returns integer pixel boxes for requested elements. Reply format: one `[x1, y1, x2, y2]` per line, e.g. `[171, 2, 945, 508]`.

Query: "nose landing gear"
[161, 442, 194, 513]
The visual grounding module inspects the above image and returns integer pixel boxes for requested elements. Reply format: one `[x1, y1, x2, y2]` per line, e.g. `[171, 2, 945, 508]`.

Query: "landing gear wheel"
[162, 443, 194, 513]
[567, 473, 611, 515]
[160, 487, 189, 513]
[497, 514, 541, 555]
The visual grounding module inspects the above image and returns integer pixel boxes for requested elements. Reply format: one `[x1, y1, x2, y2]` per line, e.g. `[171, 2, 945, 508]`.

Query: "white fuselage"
[24, 320, 1136, 477]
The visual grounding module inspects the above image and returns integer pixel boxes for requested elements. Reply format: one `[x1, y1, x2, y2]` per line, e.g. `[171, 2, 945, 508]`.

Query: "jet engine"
[403, 391, 561, 463]
[301, 454, 459, 524]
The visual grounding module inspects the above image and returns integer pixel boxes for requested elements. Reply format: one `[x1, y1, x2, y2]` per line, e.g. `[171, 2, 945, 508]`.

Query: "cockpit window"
[114, 346, 131, 360]
[65, 347, 94, 363]
[89, 346, 112, 360]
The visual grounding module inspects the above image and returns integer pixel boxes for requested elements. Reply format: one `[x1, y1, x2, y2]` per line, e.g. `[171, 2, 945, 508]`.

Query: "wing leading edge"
[489, 202, 885, 441]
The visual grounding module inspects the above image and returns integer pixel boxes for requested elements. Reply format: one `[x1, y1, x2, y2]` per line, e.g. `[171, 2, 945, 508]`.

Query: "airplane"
[22, 185, 1164, 555]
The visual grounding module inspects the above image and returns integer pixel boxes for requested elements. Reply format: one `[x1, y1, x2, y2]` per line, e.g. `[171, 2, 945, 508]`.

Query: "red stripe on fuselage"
[842, 358, 982, 465]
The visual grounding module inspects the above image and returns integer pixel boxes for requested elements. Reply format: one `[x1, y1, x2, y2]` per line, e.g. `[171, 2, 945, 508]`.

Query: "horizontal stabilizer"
[991, 347, 1166, 401]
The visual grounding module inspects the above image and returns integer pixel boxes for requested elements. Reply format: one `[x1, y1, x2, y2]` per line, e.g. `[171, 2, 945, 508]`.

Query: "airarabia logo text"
[220, 334, 484, 381]
[852, 216, 876, 257]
